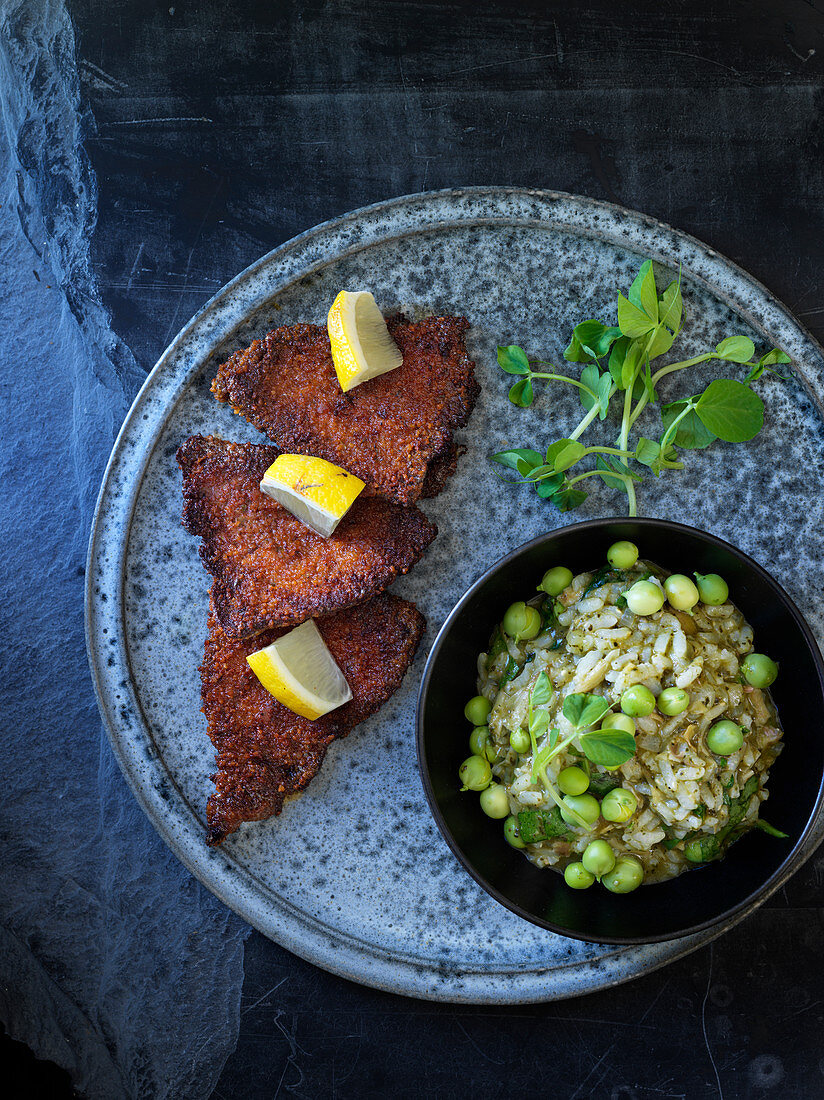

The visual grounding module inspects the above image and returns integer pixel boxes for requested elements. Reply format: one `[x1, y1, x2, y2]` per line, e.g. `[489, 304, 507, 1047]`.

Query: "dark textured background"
[24, 0, 824, 1095]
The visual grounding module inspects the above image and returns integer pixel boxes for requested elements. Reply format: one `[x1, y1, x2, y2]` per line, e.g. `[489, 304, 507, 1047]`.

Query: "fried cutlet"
[178, 435, 435, 639]
[211, 315, 479, 506]
[201, 592, 425, 843]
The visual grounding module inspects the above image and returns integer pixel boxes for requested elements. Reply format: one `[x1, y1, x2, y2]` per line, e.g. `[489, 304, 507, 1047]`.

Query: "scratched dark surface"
[64, 0, 824, 1096]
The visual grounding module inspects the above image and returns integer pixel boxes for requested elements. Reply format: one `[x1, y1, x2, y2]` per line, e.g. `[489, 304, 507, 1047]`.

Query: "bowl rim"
[416, 516, 824, 944]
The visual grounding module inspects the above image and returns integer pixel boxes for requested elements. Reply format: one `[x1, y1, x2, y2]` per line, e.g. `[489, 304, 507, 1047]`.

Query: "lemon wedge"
[247, 619, 352, 719]
[260, 454, 365, 538]
[327, 290, 404, 392]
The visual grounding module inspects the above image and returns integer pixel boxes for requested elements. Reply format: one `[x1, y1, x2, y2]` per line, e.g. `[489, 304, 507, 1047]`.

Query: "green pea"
[664, 573, 700, 611]
[458, 756, 491, 791]
[558, 766, 590, 796]
[479, 783, 510, 819]
[564, 862, 596, 889]
[601, 787, 638, 823]
[657, 687, 690, 717]
[559, 794, 601, 829]
[464, 695, 491, 726]
[694, 572, 729, 606]
[684, 838, 706, 863]
[504, 814, 526, 848]
[469, 725, 490, 757]
[601, 712, 636, 735]
[625, 579, 665, 616]
[502, 601, 542, 641]
[620, 684, 656, 717]
[601, 856, 644, 893]
[607, 540, 639, 569]
[582, 839, 616, 878]
[509, 728, 530, 754]
[706, 720, 744, 756]
[742, 653, 778, 689]
[538, 566, 573, 596]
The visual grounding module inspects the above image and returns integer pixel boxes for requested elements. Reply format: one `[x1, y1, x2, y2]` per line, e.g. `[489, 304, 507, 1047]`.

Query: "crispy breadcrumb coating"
[201, 593, 425, 843]
[211, 315, 478, 505]
[177, 435, 435, 639]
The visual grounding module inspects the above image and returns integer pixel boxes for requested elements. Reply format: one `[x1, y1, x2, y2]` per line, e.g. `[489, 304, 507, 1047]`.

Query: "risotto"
[459, 541, 785, 892]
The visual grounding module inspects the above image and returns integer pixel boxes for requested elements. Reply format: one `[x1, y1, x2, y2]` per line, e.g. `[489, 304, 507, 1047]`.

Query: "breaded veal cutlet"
[201, 592, 425, 843]
[211, 315, 479, 506]
[177, 435, 436, 639]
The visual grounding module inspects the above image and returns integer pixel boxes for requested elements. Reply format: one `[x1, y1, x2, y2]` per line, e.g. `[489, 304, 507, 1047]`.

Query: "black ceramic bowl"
[417, 518, 824, 944]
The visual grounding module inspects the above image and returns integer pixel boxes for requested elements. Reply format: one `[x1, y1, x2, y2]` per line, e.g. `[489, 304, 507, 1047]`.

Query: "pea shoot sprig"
[491, 260, 791, 516]
[527, 678, 636, 829]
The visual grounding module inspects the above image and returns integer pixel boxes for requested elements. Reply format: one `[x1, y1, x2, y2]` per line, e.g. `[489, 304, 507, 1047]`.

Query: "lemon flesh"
[246, 619, 353, 720]
[260, 454, 365, 538]
[327, 290, 404, 393]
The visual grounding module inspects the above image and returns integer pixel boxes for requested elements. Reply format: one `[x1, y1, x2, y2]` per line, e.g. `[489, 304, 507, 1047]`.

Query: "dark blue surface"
[0, 4, 247, 1097]
[3, 0, 824, 1095]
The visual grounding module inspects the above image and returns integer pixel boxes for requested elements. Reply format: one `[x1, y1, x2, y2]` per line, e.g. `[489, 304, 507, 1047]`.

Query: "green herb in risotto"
[459, 542, 787, 891]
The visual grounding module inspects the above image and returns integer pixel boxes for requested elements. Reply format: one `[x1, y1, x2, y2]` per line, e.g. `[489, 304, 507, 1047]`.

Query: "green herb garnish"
[491, 260, 790, 516]
[517, 807, 575, 844]
[684, 776, 761, 863]
[525, 688, 636, 828]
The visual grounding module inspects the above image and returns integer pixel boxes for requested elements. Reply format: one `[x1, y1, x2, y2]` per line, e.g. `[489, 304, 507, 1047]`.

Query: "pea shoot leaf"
[579, 362, 600, 412]
[622, 340, 644, 389]
[531, 728, 561, 783]
[579, 728, 637, 767]
[658, 279, 683, 335]
[646, 323, 676, 361]
[695, 379, 764, 442]
[497, 345, 531, 374]
[564, 321, 622, 362]
[608, 336, 630, 387]
[715, 335, 755, 364]
[577, 362, 612, 419]
[617, 294, 656, 338]
[553, 439, 587, 473]
[531, 671, 554, 707]
[528, 708, 549, 737]
[635, 437, 683, 476]
[628, 260, 659, 323]
[745, 348, 792, 384]
[641, 356, 658, 403]
[508, 377, 534, 407]
[571, 321, 606, 359]
[759, 348, 791, 367]
[597, 371, 613, 418]
[536, 474, 564, 497]
[562, 693, 611, 729]
[490, 447, 543, 473]
[551, 486, 588, 512]
[563, 334, 592, 363]
[595, 454, 641, 494]
[661, 401, 716, 449]
[521, 463, 556, 481]
[544, 439, 569, 465]
[635, 437, 660, 467]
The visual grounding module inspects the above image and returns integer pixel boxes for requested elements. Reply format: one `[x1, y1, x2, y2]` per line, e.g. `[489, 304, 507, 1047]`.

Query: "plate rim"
[85, 186, 824, 1003]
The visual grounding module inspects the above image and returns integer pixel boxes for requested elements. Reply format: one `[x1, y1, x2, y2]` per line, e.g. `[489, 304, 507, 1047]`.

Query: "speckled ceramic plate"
[86, 188, 824, 1003]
